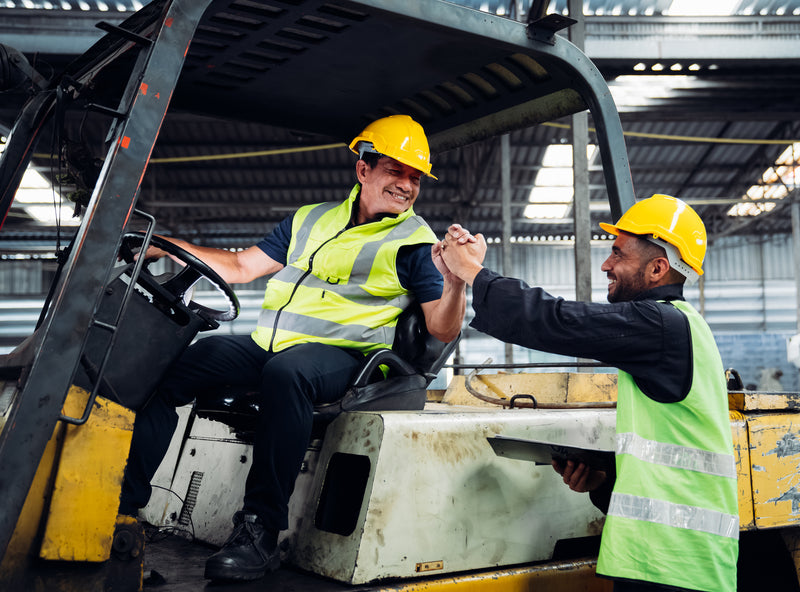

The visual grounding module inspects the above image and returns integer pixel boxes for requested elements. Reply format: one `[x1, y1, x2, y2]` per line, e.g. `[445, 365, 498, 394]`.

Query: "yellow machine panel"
[443, 372, 618, 408]
[746, 412, 800, 529]
[730, 411, 755, 530]
[39, 387, 135, 561]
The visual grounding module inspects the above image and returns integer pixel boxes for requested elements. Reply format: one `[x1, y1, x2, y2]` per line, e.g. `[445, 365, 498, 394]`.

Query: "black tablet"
[487, 435, 615, 472]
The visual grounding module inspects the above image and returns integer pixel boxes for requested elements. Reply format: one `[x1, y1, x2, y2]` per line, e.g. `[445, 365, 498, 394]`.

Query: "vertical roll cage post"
[0, 0, 215, 557]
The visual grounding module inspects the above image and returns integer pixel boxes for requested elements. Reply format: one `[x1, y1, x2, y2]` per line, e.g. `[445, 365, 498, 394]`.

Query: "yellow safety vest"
[597, 300, 739, 591]
[252, 184, 437, 353]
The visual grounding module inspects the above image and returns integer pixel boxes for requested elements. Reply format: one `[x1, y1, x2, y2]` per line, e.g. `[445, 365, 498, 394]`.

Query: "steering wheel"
[120, 233, 240, 323]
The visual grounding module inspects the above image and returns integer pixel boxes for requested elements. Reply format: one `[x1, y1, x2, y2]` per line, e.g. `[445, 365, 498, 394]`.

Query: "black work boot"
[204, 511, 280, 581]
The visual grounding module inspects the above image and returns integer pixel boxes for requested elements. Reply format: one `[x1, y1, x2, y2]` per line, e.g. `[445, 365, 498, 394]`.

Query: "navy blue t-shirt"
[256, 215, 444, 303]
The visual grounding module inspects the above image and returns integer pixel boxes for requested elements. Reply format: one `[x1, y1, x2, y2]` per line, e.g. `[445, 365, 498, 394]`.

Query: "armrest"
[349, 348, 417, 388]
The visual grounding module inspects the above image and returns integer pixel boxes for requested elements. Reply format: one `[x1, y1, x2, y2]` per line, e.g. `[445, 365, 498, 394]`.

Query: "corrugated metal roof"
[449, 0, 800, 17]
[1, 0, 799, 250]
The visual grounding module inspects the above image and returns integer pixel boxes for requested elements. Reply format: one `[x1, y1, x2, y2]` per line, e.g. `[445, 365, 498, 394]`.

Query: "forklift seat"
[193, 302, 459, 440]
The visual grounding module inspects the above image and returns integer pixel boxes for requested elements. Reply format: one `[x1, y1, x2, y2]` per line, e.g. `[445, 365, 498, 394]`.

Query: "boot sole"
[204, 553, 280, 581]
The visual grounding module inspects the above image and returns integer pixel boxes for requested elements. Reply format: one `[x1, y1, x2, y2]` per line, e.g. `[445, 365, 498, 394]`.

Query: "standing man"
[439, 194, 738, 592]
[118, 114, 472, 582]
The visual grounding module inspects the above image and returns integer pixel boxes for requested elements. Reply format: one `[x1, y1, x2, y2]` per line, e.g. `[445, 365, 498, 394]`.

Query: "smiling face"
[355, 156, 422, 224]
[600, 232, 658, 303]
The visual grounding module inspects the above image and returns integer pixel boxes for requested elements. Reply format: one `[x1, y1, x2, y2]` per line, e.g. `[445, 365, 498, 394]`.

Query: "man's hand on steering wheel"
[120, 232, 239, 323]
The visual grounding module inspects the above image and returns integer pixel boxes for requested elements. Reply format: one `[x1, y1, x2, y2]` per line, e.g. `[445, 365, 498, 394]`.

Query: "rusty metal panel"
[368, 558, 613, 591]
[729, 391, 800, 413]
[731, 411, 755, 530]
[747, 413, 800, 529]
[442, 372, 617, 408]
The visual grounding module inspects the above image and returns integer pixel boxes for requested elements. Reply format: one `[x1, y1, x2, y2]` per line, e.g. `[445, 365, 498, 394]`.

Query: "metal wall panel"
[0, 260, 42, 295]
[1, 237, 797, 383]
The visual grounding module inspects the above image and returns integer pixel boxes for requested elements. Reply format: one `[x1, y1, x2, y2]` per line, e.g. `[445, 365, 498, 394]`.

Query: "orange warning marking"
[121, 136, 131, 149]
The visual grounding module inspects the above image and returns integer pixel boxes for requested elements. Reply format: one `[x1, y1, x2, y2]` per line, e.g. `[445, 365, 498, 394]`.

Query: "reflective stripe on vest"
[257, 309, 395, 346]
[287, 201, 339, 261]
[608, 492, 739, 540]
[257, 266, 413, 308]
[616, 432, 737, 479]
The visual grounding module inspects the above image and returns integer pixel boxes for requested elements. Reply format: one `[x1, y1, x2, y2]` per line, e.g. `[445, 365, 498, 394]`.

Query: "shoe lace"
[224, 512, 262, 547]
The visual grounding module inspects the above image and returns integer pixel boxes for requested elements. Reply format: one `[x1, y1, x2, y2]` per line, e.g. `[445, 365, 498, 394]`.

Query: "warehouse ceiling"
[1, 0, 799, 252]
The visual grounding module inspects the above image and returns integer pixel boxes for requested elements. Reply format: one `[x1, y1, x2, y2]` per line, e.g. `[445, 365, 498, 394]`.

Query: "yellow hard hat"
[349, 115, 437, 180]
[599, 194, 706, 277]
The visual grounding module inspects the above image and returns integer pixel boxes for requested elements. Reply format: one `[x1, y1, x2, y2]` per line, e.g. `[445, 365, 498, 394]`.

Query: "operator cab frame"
[0, 0, 635, 585]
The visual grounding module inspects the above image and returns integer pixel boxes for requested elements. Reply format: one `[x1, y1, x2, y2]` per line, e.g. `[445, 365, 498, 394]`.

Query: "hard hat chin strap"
[645, 236, 700, 286]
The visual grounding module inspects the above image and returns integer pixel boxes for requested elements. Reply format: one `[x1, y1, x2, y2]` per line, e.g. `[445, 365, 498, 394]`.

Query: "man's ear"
[649, 256, 672, 282]
[355, 159, 368, 183]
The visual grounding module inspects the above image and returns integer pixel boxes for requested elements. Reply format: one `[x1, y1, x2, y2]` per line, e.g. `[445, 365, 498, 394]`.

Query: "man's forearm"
[424, 278, 466, 343]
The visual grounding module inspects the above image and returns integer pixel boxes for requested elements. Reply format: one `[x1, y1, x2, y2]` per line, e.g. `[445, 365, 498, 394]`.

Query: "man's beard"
[607, 268, 648, 303]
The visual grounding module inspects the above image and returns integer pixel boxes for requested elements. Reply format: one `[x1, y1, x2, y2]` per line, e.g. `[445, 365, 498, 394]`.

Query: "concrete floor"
[143, 529, 355, 591]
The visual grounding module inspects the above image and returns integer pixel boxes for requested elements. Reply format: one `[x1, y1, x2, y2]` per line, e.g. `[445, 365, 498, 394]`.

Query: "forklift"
[1, 1, 798, 590]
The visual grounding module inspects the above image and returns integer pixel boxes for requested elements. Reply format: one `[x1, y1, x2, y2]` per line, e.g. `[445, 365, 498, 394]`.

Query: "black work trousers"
[119, 334, 364, 535]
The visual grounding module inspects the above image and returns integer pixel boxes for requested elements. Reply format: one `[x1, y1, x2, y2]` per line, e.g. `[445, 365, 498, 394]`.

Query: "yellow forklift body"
[730, 412, 756, 530]
[39, 387, 135, 561]
[2, 387, 135, 564]
[0, 402, 62, 582]
[369, 559, 613, 591]
[744, 413, 800, 529]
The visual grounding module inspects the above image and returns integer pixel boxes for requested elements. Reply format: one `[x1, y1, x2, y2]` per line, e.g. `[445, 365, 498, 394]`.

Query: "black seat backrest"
[390, 300, 457, 385]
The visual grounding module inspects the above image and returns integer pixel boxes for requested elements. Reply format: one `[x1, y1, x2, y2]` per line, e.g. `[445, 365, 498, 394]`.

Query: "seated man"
[118, 114, 473, 582]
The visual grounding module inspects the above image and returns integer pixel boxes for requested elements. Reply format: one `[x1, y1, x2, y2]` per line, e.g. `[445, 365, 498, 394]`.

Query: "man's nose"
[395, 175, 413, 192]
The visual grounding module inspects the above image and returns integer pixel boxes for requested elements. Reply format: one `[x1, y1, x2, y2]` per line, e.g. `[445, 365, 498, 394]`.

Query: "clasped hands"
[432, 224, 487, 286]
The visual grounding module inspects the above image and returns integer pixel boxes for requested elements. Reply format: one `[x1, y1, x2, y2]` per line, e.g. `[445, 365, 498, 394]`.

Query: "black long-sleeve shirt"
[470, 268, 699, 514]
[470, 268, 695, 404]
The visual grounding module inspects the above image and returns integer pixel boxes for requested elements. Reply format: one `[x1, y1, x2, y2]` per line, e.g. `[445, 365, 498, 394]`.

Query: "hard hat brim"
[598, 221, 619, 235]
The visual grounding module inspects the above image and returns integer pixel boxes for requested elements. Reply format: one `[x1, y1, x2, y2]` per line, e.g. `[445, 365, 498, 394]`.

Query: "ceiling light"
[525, 188, 572, 219]
[9, 164, 81, 226]
[24, 205, 81, 226]
[665, 0, 740, 16]
[589, 202, 611, 212]
[608, 75, 694, 109]
[526, 144, 598, 220]
[540, 143, 597, 167]
[728, 142, 800, 218]
[727, 202, 776, 217]
[535, 167, 573, 187]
